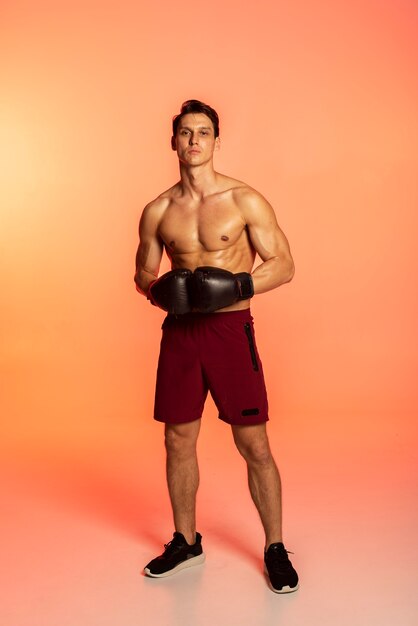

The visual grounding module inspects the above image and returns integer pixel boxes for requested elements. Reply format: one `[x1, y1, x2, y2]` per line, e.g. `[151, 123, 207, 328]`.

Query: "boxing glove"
[192, 266, 254, 313]
[148, 269, 193, 315]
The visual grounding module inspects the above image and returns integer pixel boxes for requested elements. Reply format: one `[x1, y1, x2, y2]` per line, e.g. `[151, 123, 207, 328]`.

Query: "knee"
[164, 427, 196, 458]
[236, 440, 272, 466]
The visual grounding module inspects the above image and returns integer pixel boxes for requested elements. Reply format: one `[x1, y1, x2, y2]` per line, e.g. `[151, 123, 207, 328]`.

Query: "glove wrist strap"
[235, 272, 254, 299]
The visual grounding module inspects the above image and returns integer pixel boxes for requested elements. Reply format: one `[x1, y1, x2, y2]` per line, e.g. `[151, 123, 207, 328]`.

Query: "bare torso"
[136, 167, 294, 311]
[156, 174, 256, 311]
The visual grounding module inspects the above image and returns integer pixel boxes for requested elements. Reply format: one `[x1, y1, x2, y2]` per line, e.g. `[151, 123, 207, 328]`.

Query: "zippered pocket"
[244, 322, 259, 372]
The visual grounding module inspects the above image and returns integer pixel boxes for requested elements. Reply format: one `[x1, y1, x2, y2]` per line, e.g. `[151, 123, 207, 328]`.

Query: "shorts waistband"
[165, 308, 252, 324]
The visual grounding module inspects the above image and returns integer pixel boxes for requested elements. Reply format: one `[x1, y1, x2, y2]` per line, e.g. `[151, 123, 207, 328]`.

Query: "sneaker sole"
[144, 552, 206, 578]
[264, 565, 299, 594]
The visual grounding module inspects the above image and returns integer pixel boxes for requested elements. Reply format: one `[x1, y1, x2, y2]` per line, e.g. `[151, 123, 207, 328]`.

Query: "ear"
[171, 136, 177, 151]
[214, 136, 221, 151]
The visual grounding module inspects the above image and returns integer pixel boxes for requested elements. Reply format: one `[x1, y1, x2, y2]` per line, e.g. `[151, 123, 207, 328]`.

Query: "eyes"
[179, 129, 210, 136]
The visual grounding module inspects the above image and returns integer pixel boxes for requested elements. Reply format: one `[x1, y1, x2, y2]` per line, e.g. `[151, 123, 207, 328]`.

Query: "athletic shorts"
[153, 309, 269, 426]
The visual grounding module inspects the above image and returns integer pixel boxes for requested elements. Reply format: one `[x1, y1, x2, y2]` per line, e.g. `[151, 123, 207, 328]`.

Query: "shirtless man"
[134, 100, 299, 593]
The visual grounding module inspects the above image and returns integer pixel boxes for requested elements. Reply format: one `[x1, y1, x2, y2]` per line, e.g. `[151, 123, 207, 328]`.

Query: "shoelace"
[163, 537, 185, 556]
[266, 545, 295, 570]
[268, 545, 294, 554]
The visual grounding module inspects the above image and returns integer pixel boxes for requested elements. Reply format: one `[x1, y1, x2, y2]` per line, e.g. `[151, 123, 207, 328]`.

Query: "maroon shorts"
[154, 309, 269, 426]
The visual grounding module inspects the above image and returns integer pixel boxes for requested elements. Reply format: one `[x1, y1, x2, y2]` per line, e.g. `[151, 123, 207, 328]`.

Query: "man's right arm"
[134, 201, 165, 296]
[134, 199, 193, 315]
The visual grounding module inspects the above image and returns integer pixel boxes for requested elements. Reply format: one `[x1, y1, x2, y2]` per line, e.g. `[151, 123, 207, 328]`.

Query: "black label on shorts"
[241, 408, 260, 416]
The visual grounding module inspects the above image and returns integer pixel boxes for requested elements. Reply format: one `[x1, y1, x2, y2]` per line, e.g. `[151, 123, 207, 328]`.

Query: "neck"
[178, 161, 218, 200]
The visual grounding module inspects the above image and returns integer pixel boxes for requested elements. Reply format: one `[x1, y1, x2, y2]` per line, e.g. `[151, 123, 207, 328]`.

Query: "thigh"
[154, 317, 208, 424]
[201, 311, 269, 426]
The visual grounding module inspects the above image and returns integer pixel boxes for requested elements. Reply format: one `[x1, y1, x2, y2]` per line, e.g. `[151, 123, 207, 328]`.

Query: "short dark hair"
[172, 99, 220, 138]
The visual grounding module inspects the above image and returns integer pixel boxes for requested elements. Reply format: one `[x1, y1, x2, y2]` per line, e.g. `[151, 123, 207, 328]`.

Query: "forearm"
[251, 256, 295, 295]
[134, 268, 158, 296]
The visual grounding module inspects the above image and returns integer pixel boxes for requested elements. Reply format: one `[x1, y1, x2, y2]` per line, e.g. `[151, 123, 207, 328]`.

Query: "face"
[172, 113, 220, 166]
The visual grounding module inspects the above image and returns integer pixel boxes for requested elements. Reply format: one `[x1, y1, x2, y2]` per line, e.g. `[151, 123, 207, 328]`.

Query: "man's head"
[171, 99, 220, 165]
[172, 100, 220, 139]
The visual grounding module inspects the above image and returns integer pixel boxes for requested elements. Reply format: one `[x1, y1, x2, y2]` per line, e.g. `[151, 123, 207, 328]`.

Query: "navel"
[221, 235, 229, 242]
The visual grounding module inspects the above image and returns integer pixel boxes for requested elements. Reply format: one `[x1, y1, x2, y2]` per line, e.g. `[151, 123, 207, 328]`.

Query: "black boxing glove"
[192, 266, 254, 313]
[148, 269, 193, 315]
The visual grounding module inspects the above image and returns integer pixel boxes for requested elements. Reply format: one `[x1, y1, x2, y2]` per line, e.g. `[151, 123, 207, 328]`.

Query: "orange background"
[0, 1, 417, 622]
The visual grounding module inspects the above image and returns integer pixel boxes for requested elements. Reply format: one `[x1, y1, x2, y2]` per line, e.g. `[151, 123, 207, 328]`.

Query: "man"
[134, 100, 299, 593]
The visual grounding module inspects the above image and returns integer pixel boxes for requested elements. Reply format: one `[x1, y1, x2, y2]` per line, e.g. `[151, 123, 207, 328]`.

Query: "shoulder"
[231, 184, 276, 224]
[143, 186, 175, 213]
[139, 185, 177, 227]
[214, 173, 269, 206]
[232, 184, 268, 205]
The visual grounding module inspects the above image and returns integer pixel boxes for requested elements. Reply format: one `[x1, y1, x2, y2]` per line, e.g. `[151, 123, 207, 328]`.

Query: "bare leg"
[232, 423, 282, 548]
[165, 419, 201, 545]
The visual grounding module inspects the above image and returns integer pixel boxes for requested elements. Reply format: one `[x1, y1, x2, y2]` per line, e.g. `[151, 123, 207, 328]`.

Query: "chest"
[159, 199, 246, 253]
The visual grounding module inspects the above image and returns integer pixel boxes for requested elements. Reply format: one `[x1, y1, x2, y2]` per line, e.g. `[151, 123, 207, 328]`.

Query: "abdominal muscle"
[167, 233, 256, 313]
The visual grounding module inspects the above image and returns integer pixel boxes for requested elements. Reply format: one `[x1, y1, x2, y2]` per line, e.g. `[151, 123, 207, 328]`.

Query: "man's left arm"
[242, 190, 295, 294]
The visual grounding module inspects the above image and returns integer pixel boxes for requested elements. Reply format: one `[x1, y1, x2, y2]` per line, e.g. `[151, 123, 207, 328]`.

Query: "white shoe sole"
[144, 552, 206, 578]
[264, 565, 299, 593]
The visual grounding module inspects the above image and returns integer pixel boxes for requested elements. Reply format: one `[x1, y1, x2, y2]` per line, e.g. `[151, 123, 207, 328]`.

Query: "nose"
[189, 132, 198, 145]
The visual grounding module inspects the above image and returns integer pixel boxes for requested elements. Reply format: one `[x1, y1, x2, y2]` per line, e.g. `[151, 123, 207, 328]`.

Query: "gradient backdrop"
[1, 1, 417, 624]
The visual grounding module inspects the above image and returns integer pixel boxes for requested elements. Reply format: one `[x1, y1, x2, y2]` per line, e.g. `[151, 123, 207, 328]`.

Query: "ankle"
[178, 531, 196, 545]
[265, 537, 283, 551]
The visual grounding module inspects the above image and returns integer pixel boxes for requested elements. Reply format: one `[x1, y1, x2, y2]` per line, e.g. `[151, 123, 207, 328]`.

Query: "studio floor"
[1, 411, 417, 626]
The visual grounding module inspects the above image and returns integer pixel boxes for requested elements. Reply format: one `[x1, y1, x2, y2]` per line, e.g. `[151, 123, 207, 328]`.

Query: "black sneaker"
[264, 542, 299, 593]
[144, 532, 205, 578]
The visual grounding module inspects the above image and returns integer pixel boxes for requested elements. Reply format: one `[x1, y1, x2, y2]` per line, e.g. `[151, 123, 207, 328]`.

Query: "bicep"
[245, 197, 292, 263]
